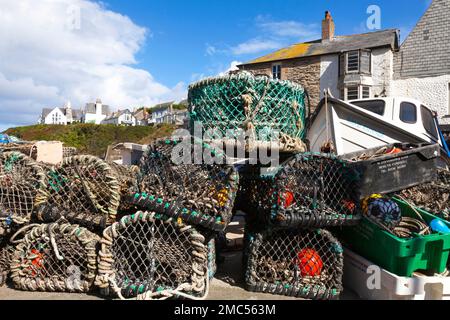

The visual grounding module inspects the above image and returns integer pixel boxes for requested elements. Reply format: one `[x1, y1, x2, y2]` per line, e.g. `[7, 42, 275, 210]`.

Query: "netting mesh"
[188, 71, 307, 152]
[0, 152, 47, 236]
[396, 169, 450, 221]
[128, 138, 239, 231]
[237, 153, 361, 229]
[0, 241, 14, 286]
[35, 155, 121, 229]
[63, 147, 78, 158]
[245, 228, 344, 300]
[207, 238, 217, 279]
[96, 212, 209, 300]
[10, 222, 99, 292]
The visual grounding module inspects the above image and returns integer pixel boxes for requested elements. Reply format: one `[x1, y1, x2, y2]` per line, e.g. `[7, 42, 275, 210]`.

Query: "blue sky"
[103, 0, 431, 87]
[0, 0, 432, 131]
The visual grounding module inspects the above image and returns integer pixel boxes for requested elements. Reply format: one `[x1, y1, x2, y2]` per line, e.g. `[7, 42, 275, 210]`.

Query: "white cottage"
[82, 99, 111, 124]
[102, 109, 137, 126]
[39, 101, 82, 125]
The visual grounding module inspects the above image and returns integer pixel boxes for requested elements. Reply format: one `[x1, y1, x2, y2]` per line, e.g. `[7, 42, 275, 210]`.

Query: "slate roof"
[240, 29, 400, 66]
[41, 107, 82, 120]
[85, 103, 111, 115]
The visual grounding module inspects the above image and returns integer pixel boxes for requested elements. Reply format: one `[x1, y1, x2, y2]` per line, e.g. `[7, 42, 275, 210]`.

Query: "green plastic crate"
[337, 198, 450, 277]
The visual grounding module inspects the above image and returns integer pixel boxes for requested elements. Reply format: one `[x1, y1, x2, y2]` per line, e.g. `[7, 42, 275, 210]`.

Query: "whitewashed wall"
[44, 108, 67, 125]
[320, 54, 339, 98]
[393, 74, 450, 123]
[371, 47, 394, 97]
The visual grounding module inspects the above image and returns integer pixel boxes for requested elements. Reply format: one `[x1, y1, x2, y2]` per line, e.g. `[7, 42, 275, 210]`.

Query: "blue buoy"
[430, 219, 450, 234]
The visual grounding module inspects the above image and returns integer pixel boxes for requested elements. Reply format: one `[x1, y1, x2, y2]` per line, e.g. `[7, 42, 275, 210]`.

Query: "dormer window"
[340, 49, 371, 75]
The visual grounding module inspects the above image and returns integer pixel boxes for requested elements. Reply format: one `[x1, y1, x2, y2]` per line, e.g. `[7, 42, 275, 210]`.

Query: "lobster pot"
[188, 72, 307, 153]
[130, 138, 239, 231]
[35, 155, 121, 229]
[108, 162, 139, 214]
[10, 222, 99, 293]
[0, 152, 46, 237]
[96, 212, 209, 300]
[239, 154, 362, 229]
[245, 228, 344, 300]
[0, 242, 14, 286]
[397, 169, 450, 220]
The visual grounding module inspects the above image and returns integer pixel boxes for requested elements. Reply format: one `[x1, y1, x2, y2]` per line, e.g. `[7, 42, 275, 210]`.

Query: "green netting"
[188, 72, 307, 152]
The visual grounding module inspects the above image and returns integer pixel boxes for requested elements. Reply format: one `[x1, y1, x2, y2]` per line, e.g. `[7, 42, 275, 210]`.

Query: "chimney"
[322, 11, 335, 41]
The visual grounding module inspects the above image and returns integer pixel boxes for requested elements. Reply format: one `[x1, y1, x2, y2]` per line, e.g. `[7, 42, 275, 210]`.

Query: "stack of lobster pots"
[188, 71, 363, 300]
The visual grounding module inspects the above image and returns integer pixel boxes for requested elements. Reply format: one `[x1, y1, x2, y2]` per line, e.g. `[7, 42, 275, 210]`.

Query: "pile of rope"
[129, 138, 239, 231]
[0, 152, 47, 237]
[397, 169, 450, 221]
[237, 153, 361, 229]
[35, 155, 121, 230]
[9, 221, 99, 292]
[245, 228, 343, 300]
[95, 211, 210, 300]
[188, 71, 307, 153]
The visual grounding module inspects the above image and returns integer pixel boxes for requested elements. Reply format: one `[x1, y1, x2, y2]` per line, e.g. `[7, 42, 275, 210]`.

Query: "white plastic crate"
[343, 248, 450, 300]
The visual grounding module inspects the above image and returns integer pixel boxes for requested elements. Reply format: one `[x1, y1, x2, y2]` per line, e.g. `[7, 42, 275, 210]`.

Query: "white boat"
[307, 94, 449, 156]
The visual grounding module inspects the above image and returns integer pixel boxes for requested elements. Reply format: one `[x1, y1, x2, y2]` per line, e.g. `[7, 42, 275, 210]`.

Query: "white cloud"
[231, 39, 282, 55]
[255, 16, 319, 40]
[218, 61, 242, 76]
[0, 0, 185, 129]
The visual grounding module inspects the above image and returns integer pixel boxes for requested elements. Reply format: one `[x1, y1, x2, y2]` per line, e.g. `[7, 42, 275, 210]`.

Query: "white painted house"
[392, 0, 450, 124]
[82, 99, 112, 124]
[150, 101, 174, 124]
[39, 101, 82, 125]
[102, 109, 137, 126]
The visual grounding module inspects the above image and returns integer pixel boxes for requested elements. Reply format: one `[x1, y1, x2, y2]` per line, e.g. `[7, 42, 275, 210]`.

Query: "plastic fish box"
[343, 248, 450, 300]
[341, 143, 439, 198]
[337, 198, 450, 277]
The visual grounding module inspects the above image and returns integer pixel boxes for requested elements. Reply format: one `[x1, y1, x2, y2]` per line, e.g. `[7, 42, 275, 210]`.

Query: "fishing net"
[188, 71, 307, 153]
[9, 221, 99, 292]
[0, 152, 47, 237]
[35, 155, 121, 230]
[237, 153, 361, 229]
[245, 228, 344, 300]
[0, 241, 14, 286]
[396, 169, 450, 221]
[128, 138, 239, 231]
[96, 211, 209, 300]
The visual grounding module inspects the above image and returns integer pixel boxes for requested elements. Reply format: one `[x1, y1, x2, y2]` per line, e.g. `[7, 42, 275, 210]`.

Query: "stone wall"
[240, 56, 322, 111]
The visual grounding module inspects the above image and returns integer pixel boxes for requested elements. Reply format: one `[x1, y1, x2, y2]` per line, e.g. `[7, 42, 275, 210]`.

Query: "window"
[362, 86, 371, 99]
[272, 64, 281, 80]
[421, 105, 438, 140]
[340, 50, 372, 75]
[347, 51, 359, 73]
[351, 100, 385, 116]
[346, 86, 359, 100]
[400, 102, 417, 124]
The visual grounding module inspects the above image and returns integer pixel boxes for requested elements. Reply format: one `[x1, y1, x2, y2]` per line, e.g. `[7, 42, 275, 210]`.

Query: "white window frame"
[344, 85, 371, 100]
[346, 51, 360, 74]
[272, 64, 282, 80]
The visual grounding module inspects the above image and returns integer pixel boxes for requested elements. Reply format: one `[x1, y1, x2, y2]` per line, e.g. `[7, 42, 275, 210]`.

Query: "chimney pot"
[322, 11, 335, 41]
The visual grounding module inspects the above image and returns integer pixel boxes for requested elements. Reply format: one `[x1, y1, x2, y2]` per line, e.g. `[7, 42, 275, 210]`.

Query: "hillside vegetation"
[5, 123, 176, 157]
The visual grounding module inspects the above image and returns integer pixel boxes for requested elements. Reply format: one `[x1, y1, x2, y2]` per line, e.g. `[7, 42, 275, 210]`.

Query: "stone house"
[102, 109, 137, 126]
[392, 0, 450, 124]
[39, 101, 82, 125]
[238, 11, 400, 109]
[133, 108, 149, 126]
